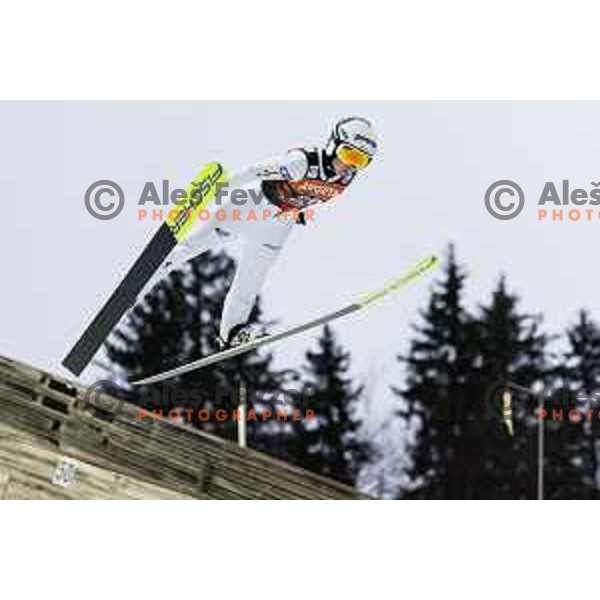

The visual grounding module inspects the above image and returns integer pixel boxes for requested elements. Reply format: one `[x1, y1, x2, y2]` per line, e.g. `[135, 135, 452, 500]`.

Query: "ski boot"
[219, 323, 263, 350]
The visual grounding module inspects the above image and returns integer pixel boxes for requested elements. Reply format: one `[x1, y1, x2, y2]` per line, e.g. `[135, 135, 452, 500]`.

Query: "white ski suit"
[156, 147, 357, 342]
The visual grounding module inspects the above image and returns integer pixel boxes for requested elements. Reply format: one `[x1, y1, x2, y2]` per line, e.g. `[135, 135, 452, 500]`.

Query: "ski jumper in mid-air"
[154, 117, 378, 348]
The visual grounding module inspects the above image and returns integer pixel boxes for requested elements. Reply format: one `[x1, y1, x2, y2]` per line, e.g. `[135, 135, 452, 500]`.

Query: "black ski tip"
[62, 350, 87, 376]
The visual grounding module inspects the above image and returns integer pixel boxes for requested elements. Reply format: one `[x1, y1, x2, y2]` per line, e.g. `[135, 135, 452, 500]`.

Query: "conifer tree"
[396, 245, 593, 499]
[288, 325, 370, 486]
[560, 310, 600, 492]
[395, 244, 476, 498]
[472, 275, 547, 498]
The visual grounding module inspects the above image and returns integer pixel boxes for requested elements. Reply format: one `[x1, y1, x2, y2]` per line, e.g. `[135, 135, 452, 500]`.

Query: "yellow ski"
[63, 163, 227, 376]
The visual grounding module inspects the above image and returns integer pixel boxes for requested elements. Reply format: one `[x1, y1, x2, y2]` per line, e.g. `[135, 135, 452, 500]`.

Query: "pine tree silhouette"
[395, 244, 477, 498]
[477, 294, 593, 499]
[394, 245, 590, 499]
[472, 275, 547, 498]
[288, 325, 371, 486]
[560, 310, 600, 492]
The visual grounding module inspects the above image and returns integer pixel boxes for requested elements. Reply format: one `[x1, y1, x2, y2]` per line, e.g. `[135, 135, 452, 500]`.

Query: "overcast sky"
[2, 101, 600, 431]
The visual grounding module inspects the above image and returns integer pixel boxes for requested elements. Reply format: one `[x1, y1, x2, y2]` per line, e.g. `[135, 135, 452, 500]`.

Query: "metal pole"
[238, 381, 247, 448]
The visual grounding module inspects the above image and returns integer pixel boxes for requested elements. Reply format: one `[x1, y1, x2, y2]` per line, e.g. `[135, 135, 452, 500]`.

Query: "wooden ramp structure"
[0, 356, 368, 500]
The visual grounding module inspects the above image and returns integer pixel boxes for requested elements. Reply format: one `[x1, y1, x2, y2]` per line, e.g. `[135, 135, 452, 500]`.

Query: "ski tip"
[400, 254, 439, 277]
[130, 374, 164, 386]
[410, 254, 440, 279]
[359, 254, 440, 308]
[421, 254, 439, 268]
[130, 377, 152, 387]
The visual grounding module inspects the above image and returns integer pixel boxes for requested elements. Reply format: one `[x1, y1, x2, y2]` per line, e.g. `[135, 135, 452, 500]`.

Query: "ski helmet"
[327, 117, 377, 169]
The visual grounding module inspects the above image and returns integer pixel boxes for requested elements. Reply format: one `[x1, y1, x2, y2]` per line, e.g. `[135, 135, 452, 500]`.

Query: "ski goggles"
[336, 143, 372, 169]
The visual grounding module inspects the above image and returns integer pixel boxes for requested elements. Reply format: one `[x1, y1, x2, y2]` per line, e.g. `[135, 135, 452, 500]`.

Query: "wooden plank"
[0, 355, 370, 500]
[0, 430, 193, 499]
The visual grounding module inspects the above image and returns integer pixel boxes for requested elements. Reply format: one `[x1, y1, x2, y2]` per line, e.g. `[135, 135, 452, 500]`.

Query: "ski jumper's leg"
[219, 217, 293, 341]
[165, 219, 223, 270]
